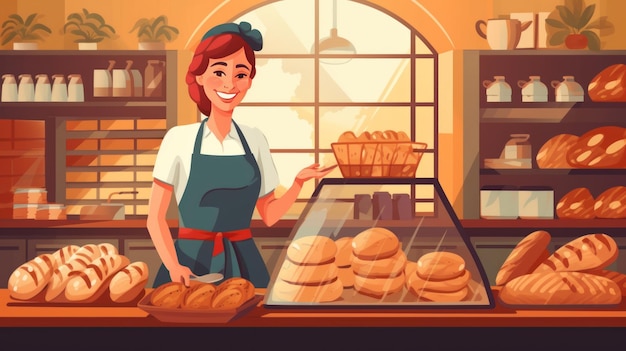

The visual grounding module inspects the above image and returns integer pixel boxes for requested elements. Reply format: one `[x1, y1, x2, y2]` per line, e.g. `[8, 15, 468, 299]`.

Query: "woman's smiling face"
[196, 47, 252, 113]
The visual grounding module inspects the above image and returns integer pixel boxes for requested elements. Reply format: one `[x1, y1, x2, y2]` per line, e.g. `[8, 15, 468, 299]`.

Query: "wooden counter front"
[2, 288, 626, 328]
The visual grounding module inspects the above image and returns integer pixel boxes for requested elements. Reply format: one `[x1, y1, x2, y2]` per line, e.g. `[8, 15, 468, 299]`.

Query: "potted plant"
[1, 13, 51, 50]
[63, 8, 116, 50]
[545, 0, 611, 50]
[129, 15, 179, 50]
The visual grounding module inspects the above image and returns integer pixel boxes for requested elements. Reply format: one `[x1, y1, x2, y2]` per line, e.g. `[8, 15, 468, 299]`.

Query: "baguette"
[495, 230, 551, 286]
[593, 270, 626, 296]
[51, 245, 80, 269]
[500, 271, 621, 306]
[533, 233, 618, 273]
[97, 243, 118, 256]
[65, 254, 130, 302]
[108, 261, 149, 303]
[45, 255, 92, 302]
[8, 253, 56, 301]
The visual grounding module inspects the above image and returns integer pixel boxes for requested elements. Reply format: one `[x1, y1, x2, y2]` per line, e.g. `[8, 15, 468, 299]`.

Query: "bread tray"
[137, 292, 263, 323]
[499, 302, 621, 310]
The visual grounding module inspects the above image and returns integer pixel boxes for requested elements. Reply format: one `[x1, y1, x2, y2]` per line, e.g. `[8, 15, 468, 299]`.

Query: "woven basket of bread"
[331, 131, 427, 178]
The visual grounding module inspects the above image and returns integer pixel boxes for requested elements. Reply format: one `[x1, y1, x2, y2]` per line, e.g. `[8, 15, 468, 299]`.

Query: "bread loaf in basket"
[331, 131, 427, 178]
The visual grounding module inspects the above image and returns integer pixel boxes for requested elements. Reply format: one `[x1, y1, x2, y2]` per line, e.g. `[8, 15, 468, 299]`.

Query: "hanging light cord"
[333, 0, 338, 29]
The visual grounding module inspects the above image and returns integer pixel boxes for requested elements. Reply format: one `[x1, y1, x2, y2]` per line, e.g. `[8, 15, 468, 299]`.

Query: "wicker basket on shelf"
[331, 131, 427, 178]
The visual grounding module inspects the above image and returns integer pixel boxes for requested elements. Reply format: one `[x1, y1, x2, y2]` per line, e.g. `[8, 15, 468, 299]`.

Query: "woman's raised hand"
[295, 163, 336, 185]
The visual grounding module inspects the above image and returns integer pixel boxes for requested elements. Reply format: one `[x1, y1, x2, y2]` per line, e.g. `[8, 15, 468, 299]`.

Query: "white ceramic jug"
[551, 76, 584, 102]
[1, 74, 18, 102]
[476, 18, 532, 50]
[93, 60, 115, 97]
[483, 76, 512, 102]
[112, 60, 133, 97]
[17, 74, 35, 102]
[518, 76, 548, 102]
[51, 74, 68, 102]
[34, 74, 51, 102]
[67, 74, 84, 102]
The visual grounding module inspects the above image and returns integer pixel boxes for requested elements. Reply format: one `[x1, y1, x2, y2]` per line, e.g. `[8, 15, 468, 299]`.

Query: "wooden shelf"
[480, 168, 626, 175]
[0, 102, 167, 119]
[480, 104, 626, 123]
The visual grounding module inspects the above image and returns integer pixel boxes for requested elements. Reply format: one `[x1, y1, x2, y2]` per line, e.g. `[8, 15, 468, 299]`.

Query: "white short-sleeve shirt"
[152, 120, 279, 204]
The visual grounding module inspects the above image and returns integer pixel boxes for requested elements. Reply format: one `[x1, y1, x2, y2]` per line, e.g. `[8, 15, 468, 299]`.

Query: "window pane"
[319, 106, 411, 149]
[318, 0, 410, 54]
[244, 58, 314, 103]
[415, 152, 434, 178]
[272, 153, 316, 198]
[233, 0, 315, 54]
[415, 58, 435, 103]
[320, 59, 410, 102]
[415, 34, 434, 55]
[234, 106, 315, 149]
[415, 106, 435, 149]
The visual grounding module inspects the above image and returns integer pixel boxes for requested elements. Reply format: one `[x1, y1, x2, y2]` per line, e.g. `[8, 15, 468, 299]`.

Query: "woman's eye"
[236, 73, 247, 79]
[214, 71, 225, 77]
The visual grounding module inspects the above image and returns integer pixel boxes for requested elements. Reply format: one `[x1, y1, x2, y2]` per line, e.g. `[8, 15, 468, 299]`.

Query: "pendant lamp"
[315, 0, 356, 64]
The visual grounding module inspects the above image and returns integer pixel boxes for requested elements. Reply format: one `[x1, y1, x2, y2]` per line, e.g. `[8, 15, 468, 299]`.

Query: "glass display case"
[264, 178, 495, 309]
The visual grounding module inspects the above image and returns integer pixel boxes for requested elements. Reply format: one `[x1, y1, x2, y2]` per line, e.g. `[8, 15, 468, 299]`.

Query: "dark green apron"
[153, 118, 270, 288]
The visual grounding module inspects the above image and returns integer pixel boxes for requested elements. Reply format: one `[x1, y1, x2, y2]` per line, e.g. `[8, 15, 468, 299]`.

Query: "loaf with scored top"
[8, 253, 56, 301]
[566, 126, 626, 168]
[65, 254, 130, 302]
[109, 261, 149, 303]
[533, 233, 618, 273]
[556, 187, 596, 219]
[594, 186, 626, 219]
[495, 230, 551, 286]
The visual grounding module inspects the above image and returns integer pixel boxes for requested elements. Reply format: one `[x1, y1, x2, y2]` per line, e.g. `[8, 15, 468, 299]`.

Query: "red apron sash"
[177, 228, 252, 256]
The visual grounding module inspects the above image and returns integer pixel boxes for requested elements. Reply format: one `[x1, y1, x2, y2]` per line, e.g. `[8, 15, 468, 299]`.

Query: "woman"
[148, 21, 332, 288]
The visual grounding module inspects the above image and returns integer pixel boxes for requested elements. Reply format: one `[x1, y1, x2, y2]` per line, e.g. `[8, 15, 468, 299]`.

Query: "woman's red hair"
[186, 33, 256, 117]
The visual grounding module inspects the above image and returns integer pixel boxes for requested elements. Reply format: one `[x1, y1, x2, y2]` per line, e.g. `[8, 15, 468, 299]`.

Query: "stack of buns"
[149, 277, 256, 310]
[351, 227, 407, 298]
[331, 130, 426, 177]
[405, 251, 472, 302]
[271, 236, 343, 303]
[496, 231, 624, 306]
[557, 186, 626, 219]
[588, 64, 626, 102]
[536, 126, 626, 169]
[8, 243, 149, 304]
[335, 237, 355, 288]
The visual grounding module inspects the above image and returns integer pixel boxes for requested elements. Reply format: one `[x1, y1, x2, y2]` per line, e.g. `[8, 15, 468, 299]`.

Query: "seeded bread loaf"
[536, 134, 579, 169]
[588, 64, 626, 102]
[556, 187, 596, 219]
[566, 126, 626, 168]
[594, 186, 626, 218]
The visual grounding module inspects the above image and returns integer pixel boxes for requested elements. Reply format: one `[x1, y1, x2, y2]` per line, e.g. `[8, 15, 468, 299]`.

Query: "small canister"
[13, 188, 47, 204]
[13, 204, 38, 219]
[35, 204, 67, 220]
[480, 185, 518, 219]
[518, 186, 554, 219]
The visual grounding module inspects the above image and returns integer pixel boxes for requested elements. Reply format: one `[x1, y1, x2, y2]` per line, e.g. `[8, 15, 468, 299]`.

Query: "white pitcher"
[93, 60, 115, 97]
[1, 74, 18, 102]
[17, 74, 35, 102]
[67, 74, 84, 102]
[51, 74, 68, 102]
[112, 60, 133, 97]
[34, 74, 51, 102]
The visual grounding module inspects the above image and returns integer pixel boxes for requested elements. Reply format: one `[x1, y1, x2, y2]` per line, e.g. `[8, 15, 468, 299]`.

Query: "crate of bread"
[331, 130, 427, 178]
[495, 230, 625, 308]
[7, 243, 149, 305]
[137, 277, 262, 323]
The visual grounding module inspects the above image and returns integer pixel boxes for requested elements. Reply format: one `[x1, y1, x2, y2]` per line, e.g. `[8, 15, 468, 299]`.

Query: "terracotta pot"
[565, 34, 588, 49]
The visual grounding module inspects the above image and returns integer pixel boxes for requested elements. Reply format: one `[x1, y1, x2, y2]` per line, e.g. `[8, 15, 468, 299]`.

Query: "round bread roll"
[338, 131, 357, 143]
[211, 286, 245, 309]
[556, 187, 596, 219]
[594, 186, 626, 219]
[407, 269, 471, 294]
[352, 227, 400, 260]
[411, 286, 469, 302]
[495, 230, 552, 286]
[334, 237, 354, 267]
[566, 126, 626, 168]
[404, 261, 418, 283]
[215, 277, 255, 301]
[353, 273, 405, 298]
[150, 282, 186, 308]
[337, 266, 355, 288]
[271, 278, 343, 303]
[416, 251, 466, 281]
[536, 134, 579, 169]
[352, 249, 407, 278]
[287, 236, 337, 265]
[181, 282, 216, 309]
[278, 260, 338, 285]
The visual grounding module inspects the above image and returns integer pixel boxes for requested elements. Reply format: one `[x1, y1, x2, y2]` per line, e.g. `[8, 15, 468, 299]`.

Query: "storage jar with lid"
[518, 76, 548, 102]
[518, 186, 554, 219]
[35, 204, 67, 220]
[13, 188, 47, 204]
[483, 76, 511, 102]
[13, 204, 38, 219]
[551, 76, 584, 102]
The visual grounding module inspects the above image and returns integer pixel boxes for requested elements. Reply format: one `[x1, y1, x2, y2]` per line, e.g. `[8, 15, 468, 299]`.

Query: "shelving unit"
[0, 50, 177, 217]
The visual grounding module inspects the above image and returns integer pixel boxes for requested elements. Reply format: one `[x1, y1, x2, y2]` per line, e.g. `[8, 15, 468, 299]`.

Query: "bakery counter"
[3, 288, 626, 328]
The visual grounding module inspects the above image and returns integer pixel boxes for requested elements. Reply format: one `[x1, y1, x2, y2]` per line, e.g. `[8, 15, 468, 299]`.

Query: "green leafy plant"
[63, 8, 116, 43]
[545, 0, 610, 50]
[1, 13, 51, 45]
[129, 15, 179, 42]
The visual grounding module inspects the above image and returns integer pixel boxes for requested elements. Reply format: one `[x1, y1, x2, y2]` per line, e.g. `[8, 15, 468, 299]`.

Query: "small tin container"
[35, 204, 67, 220]
[13, 204, 38, 219]
[13, 188, 47, 204]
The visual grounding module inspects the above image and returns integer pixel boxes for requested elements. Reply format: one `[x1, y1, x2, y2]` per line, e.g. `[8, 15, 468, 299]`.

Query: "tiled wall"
[64, 118, 165, 217]
[0, 120, 46, 219]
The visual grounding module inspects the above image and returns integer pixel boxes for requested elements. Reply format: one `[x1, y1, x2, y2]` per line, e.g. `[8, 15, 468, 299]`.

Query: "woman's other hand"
[168, 264, 194, 287]
[295, 163, 335, 185]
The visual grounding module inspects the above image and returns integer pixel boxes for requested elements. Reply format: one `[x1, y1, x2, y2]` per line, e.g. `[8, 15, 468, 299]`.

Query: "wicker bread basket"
[331, 140, 427, 178]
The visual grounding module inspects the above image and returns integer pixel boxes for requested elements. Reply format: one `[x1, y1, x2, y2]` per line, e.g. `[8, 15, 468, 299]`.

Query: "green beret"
[201, 21, 263, 51]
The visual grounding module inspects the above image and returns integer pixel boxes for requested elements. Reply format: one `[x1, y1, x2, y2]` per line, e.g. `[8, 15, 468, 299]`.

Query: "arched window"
[217, 0, 438, 218]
